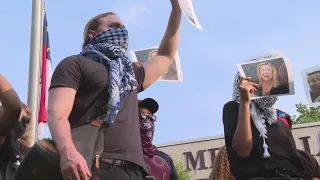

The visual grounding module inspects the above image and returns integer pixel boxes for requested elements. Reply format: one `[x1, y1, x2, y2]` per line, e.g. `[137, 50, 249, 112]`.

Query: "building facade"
[157, 122, 320, 180]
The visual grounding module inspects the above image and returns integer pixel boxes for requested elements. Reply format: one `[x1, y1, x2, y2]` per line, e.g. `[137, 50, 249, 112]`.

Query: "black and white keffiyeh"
[232, 72, 278, 158]
[81, 27, 138, 124]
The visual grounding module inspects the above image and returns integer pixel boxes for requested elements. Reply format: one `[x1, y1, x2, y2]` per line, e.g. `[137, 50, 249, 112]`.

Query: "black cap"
[138, 98, 159, 114]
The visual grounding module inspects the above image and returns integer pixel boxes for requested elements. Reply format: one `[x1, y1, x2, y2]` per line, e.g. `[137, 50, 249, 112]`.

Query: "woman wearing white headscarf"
[222, 73, 306, 179]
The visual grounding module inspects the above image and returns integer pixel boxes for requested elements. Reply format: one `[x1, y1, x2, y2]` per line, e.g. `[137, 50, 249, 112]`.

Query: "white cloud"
[116, 4, 151, 25]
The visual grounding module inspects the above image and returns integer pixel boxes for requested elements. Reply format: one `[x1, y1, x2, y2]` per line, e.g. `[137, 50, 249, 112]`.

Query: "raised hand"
[239, 77, 258, 104]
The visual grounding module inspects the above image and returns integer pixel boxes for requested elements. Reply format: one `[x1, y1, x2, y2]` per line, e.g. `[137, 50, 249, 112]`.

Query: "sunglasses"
[308, 77, 319, 84]
[19, 116, 30, 125]
[139, 112, 157, 122]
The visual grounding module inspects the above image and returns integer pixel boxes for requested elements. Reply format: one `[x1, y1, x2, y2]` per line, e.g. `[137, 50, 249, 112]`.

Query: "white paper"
[178, 0, 203, 30]
[130, 47, 183, 82]
[236, 51, 295, 99]
[301, 65, 320, 107]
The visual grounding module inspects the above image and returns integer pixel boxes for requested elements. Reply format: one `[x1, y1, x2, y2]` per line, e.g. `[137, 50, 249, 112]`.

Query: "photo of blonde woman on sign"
[237, 52, 294, 99]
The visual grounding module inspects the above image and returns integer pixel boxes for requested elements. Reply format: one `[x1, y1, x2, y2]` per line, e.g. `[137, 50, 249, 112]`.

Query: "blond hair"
[257, 62, 279, 88]
[21, 101, 31, 118]
[82, 12, 115, 49]
[208, 145, 234, 180]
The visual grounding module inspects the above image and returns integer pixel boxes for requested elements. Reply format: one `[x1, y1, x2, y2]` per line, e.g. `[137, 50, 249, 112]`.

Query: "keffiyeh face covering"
[232, 72, 278, 158]
[81, 27, 138, 124]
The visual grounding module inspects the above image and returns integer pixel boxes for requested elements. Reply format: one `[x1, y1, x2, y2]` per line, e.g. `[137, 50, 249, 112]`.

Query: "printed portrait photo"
[130, 47, 183, 82]
[302, 66, 320, 107]
[237, 53, 294, 99]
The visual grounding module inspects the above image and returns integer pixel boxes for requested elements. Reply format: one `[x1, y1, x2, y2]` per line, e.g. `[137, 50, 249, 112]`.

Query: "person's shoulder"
[156, 150, 172, 160]
[59, 55, 90, 65]
[223, 101, 239, 111]
[55, 55, 95, 71]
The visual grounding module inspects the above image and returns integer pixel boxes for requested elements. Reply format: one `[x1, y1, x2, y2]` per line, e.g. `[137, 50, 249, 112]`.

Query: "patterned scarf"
[232, 72, 278, 158]
[140, 119, 157, 158]
[81, 27, 138, 124]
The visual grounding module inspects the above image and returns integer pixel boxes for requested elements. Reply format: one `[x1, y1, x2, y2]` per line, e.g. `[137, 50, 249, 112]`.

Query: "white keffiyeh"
[232, 72, 277, 158]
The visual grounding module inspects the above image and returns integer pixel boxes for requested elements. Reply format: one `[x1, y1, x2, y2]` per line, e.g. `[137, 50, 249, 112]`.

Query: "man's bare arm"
[47, 87, 76, 155]
[143, 2, 182, 89]
[0, 74, 21, 134]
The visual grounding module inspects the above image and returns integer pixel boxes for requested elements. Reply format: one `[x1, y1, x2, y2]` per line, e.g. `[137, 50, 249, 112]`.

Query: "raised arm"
[142, 0, 182, 89]
[0, 74, 21, 135]
[232, 77, 257, 158]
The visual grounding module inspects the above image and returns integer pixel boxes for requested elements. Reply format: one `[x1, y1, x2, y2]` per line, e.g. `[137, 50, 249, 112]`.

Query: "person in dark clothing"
[138, 98, 178, 180]
[47, 1, 181, 180]
[0, 74, 31, 180]
[277, 109, 320, 180]
[223, 72, 306, 179]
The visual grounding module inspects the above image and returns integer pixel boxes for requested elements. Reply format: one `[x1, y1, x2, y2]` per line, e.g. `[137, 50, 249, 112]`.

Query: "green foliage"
[171, 154, 193, 180]
[42, 137, 52, 141]
[292, 103, 320, 124]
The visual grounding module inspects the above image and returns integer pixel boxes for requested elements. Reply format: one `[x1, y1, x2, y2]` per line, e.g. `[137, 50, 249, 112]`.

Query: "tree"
[292, 103, 320, 124]
[171, 154, 193, 180]
[42, 137, 52, 141]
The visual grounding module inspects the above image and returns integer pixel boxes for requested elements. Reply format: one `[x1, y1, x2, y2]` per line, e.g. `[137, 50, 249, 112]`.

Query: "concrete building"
[157, 122, 320, 180]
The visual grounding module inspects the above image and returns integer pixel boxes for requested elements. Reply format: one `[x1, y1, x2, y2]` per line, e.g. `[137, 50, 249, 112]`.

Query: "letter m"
[183, 150, 208, 171]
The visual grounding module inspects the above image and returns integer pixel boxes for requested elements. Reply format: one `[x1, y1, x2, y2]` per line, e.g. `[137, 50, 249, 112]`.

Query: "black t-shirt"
[222, 101, 304, 179]
[50, 55, 147, 172]
[144, 150, 178, 180]
[255, 84, 289, 97]
[0, 119, 26, 162]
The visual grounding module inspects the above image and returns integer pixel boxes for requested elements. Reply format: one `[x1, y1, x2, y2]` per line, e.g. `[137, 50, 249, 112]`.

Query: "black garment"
[0, 116, 26, 180]
[0, 160, 18, 180]
[256, 84, 289, 97]
[222, 101, 304, 179]
[0, 119, 27, 163]
[310, 91, 320, 103]
[97, 161, 144, 180]
[144, 150, 178, 180]
[297, 150, 320, 179]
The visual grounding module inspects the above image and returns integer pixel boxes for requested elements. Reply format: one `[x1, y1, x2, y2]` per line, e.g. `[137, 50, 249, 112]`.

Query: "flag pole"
[26, 0, 43, 147]
[36, 2, 45, 141]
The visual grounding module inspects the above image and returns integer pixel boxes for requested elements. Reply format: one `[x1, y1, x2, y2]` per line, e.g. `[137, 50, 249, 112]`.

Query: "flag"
[38, 11, 52, 140]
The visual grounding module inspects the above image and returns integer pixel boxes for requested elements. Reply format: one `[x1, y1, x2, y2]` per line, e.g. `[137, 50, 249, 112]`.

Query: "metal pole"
[26, 0, 43, 147]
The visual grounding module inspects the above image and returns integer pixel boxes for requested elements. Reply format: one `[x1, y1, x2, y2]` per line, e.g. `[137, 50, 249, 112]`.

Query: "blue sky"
[0, 0, 320, 144]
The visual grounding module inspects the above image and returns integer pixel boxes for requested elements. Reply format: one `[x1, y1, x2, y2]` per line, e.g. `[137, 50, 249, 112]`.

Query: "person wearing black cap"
[138, 98, 178, 180]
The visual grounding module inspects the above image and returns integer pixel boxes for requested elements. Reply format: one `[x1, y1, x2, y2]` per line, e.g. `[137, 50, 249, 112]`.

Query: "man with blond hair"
[47, 0, 182, 179]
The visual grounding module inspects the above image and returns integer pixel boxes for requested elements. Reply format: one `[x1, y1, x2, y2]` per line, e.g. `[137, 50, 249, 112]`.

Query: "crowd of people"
[0, 0, 319, 179]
